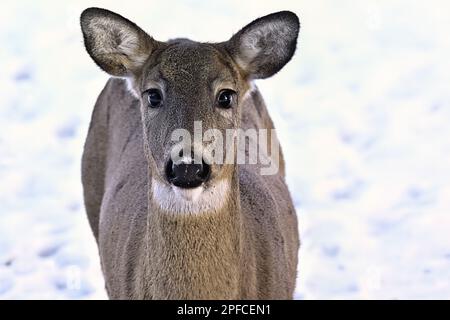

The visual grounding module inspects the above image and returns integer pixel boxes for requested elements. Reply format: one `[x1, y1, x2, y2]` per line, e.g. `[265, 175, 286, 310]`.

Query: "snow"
[1, 0, 450, 299]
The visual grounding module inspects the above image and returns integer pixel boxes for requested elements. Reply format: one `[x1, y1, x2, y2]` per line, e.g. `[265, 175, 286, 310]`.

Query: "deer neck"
[143, 169, 243, 299]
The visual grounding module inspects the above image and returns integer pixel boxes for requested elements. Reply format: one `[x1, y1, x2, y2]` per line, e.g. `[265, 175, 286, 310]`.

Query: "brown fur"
[81, 8, 300, 299]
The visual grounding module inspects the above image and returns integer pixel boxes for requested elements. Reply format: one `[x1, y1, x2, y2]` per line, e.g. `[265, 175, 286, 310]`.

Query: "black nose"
[165, 156, 211, 189]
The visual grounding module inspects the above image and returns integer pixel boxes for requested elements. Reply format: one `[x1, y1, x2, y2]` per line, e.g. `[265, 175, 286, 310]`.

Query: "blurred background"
[1, 0, 450, 299]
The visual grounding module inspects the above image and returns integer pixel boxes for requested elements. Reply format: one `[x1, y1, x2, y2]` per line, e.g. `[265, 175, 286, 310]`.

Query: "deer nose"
[165, 155, 211, 189]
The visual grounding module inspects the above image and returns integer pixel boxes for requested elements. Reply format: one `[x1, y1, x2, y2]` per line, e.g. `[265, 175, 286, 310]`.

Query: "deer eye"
[145, 89, 162, 108]
[217, 89, 235, 109]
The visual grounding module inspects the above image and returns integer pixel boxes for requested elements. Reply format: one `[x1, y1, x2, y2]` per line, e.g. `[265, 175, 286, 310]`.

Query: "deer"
[80, 7, 300, 299]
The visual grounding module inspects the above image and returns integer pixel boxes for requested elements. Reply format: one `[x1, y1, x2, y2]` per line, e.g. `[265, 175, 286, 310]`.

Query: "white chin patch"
[172, 186, 203, 202]
[151, 179, 229, 215]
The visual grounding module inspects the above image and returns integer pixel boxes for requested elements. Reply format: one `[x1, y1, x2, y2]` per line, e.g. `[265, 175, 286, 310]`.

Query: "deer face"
[81, 8, 299, 208]
[136, 41, 245, 194]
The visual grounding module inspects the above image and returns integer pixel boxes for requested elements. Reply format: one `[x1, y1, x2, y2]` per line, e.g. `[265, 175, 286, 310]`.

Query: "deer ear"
[226, 11, 300, 79]
[80, 7, 158, 77]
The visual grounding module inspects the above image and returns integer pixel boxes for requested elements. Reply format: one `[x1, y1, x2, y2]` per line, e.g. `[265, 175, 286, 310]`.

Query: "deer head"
[80, 8, 299, 213]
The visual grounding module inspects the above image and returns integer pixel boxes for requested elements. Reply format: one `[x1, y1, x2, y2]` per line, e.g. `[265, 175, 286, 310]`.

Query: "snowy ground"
[1, 0, 450, 299]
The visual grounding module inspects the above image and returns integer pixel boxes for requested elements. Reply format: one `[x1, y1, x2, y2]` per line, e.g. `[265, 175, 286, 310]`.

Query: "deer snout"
[165, 154, 211, 189]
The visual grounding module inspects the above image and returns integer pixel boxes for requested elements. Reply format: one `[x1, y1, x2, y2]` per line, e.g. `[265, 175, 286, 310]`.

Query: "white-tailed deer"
[80, 7, 300, 299]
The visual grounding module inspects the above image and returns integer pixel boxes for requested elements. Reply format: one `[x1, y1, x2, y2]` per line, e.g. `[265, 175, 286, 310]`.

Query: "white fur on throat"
[173, 186, 203, 202]
[151, 179, 230, 214]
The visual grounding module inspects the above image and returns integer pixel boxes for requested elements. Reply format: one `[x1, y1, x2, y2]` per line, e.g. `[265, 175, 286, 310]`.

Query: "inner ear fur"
[80, 7, 159, 77]
[226, 11, 300, 79]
